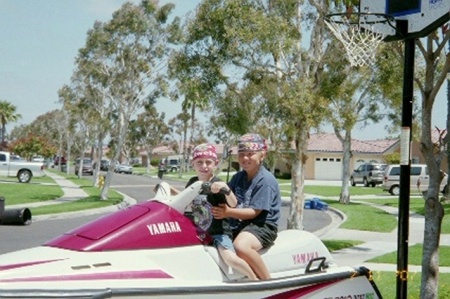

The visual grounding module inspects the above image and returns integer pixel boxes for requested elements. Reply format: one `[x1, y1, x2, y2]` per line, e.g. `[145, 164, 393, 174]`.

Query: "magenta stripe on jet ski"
[0, 259, 66, 271]
[264, 280, 339, 298]
[0, 270, 172, 283]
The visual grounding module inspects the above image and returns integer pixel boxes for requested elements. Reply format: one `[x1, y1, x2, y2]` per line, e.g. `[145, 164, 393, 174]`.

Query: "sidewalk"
[13, 172, 450, 273]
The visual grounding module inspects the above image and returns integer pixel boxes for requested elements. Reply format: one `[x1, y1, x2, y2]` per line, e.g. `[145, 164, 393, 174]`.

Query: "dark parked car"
[100, 159, 110, 171]
[54, 156, 67, 166]
[94, 159, 110, 171]
[75, 158, 94, 175]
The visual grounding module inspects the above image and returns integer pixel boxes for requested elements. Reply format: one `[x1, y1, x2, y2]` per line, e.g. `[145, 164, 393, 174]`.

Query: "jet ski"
[0, 181, 383, 298]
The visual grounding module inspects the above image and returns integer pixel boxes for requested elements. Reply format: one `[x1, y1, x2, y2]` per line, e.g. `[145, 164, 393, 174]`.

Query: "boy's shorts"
[212, 234, 235, 252]
[234, 223, 278, 248]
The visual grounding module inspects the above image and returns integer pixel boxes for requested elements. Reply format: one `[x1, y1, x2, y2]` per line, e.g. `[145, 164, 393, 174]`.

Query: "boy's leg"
[233, 231, 270, 280]
[217, 246, 258, 280]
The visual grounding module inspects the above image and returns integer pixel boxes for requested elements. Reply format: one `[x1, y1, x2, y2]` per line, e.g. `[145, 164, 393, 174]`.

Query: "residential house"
[277, 133, 400, 180]
[144, 131, 448, 180]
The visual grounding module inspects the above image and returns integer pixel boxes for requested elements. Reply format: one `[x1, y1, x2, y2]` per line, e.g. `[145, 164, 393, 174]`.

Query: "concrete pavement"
[9, 171, 450, 273]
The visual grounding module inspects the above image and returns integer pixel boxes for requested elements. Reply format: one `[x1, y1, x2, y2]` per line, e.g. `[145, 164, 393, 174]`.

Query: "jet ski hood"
[45, 199, 210, 252]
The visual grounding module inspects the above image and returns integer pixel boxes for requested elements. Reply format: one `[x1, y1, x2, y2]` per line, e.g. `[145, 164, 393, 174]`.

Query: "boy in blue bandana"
[210, 134, 281, 280]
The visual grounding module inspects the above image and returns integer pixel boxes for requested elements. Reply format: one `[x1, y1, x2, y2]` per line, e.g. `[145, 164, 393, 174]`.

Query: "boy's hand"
[210, 182, 230, 195]
[211, 203, 228, 219]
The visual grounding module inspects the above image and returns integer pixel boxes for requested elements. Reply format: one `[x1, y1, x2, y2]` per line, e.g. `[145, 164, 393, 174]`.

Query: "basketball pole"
[396, 19, 414, 299]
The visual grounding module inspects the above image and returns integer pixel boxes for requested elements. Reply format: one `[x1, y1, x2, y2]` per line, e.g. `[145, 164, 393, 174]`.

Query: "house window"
[330, 158, 335, 162]
[336, 158, 341, 162]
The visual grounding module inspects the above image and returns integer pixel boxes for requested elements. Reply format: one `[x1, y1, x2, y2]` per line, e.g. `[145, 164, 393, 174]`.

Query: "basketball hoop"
[324, 12, 395, 67]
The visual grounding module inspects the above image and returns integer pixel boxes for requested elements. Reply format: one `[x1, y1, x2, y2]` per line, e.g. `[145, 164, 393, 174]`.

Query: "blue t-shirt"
[228, 166, 281, 229]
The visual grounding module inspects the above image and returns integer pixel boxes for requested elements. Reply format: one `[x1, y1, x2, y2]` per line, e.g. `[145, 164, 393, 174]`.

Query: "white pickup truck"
[0, 151, 46, 183]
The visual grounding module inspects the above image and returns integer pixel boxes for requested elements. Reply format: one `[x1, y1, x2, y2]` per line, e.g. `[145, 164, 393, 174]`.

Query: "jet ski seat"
[205, 229, 336, 281]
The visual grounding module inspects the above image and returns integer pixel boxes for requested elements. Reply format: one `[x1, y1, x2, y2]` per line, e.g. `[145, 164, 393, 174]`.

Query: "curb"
[313, 207, 346, 238]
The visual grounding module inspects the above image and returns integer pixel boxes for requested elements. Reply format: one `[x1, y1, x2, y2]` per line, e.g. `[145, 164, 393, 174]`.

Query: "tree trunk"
[101, 112, 127, 200]
[287, 127, 308, 230]
[446, 60, 450, 201]
[339, 131, 352, 204]
[420, 195, 444, 299]
[146, 148, 152, 173]
[419, 71, 444, 298]
[1, 118, 5, 150]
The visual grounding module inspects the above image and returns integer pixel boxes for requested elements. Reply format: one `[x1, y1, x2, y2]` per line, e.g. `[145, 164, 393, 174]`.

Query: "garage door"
[314, 157, 342, 180]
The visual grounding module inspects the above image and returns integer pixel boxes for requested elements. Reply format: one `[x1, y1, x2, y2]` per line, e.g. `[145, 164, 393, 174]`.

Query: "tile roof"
[149, 133, 402, 156]
[307, 133, 399, 154]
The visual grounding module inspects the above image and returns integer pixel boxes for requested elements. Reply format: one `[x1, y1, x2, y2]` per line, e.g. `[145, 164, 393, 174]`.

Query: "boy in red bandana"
[180, 143, 257, 280]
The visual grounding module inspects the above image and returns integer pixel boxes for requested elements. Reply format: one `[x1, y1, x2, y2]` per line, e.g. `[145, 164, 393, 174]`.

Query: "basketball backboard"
[360, 0, 450, 41]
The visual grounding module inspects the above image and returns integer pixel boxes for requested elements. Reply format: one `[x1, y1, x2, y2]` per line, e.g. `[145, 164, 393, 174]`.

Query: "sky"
[0, 0, 448, 141]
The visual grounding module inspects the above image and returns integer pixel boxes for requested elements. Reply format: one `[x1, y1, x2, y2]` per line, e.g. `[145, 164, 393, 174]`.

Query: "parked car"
[75, 158, 94, 175]
[11, 154, 23, 161]
[94, 159, 110, 171]
[54, 156, 67, 166]
[100, 159, 110, 171]
[382, 164, 448, 196]
[164, 155, 182, 172]
[32, 155, 45, 163]
[350, 163, 387, 187]
[0, 151, 45, 183]
[115, 163, 133, 174]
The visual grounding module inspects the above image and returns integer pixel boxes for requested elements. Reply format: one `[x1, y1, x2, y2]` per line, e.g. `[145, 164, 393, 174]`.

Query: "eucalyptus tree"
[168, 111, 192, 175]
[179, 0, 332, 229]
[375, 42, 423, 139]
[68, 67, 112, 186]
[169, 43, 222, 156]
[73, 1, 180, 199]
[0, 100, 22, 150]
[59, 84, 98, 179]
[128, 104, 170, 172]
[9, 124, 30, 141]
[374, 25, 450, 298]
[414, 28, 450, 299]
[319, 40, 387, 203]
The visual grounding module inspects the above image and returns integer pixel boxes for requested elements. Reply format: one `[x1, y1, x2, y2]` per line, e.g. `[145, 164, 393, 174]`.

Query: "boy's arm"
[212, 204, 262, 220]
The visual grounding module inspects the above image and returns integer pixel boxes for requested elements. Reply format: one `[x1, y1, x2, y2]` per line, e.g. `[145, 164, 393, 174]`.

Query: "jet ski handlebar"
[200, 182, 231, 195]
[159, 181, 230, 213]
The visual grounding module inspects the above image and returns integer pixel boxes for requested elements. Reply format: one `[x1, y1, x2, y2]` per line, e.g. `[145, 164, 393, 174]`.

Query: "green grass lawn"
[368, 244, 450, 266]
[374, 271, 450, 299]
[354, 197, 450, 234]
[326, 200, 398, 232]
[0, 176, 63, 205]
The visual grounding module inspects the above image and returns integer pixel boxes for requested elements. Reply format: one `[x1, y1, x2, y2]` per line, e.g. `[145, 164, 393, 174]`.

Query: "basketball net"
[325, 12, 394, 67]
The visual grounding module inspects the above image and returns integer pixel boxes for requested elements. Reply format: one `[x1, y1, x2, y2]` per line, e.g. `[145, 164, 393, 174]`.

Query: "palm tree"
[0, 100, 22, 150]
